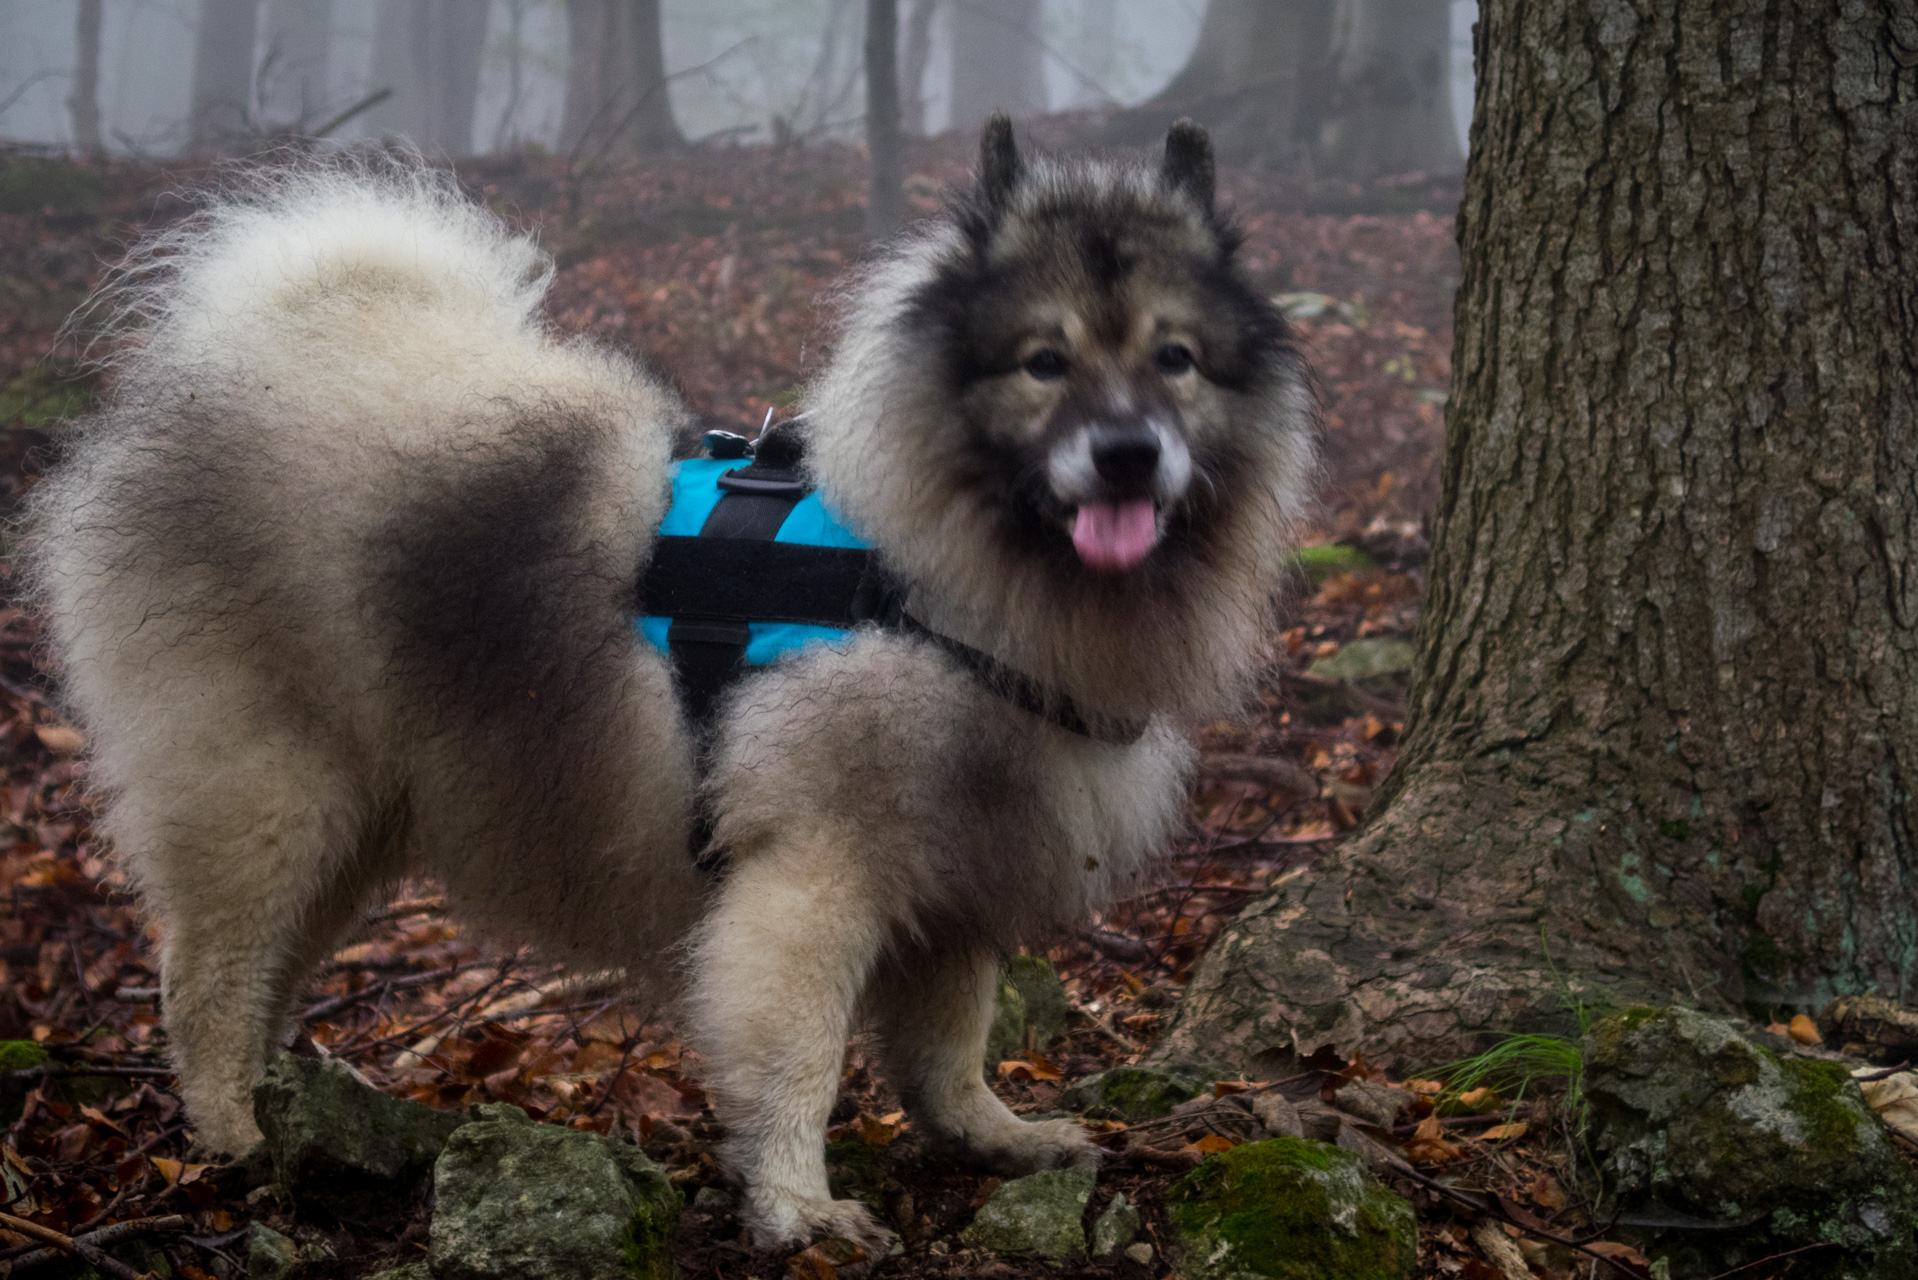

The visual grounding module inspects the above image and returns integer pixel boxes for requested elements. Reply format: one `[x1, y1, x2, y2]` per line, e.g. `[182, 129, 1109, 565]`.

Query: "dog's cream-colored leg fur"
[133, 751, 374, 1154]
[869, 946, 1099, 1174]
[688, 831, 897, 1251]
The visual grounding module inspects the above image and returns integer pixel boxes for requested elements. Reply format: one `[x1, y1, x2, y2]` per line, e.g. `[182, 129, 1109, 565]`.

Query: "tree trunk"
[899, 0, 936, 137]
[260, 0, 333, 131]
[69, 0, 104, 156]
[1067, 0, 1118, 108]
[949, 0, 1044, 131]
[562, 0, 682, 161]
[1161, 0, 1918, 1075]
[188, 0, 260, 154]
[866, 0, 905, 236]
[1100, 0, 1334, 168]
[1316, 0, 1461, 179]
[414, 0, 490, 156]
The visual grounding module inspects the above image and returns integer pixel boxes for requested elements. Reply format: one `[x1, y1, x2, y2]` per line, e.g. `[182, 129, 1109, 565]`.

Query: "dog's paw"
[745, 1192, 899, 1255]
[974, 1115, 1104, 1174]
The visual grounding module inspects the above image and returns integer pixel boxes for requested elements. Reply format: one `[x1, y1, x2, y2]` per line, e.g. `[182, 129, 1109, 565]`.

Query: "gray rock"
[1252, 1092, 1304, 1139]
[691, 1185, 732, 1212]
[1306, 638, 1415, 681]
[1063, 1064, 1213, 1121]
[252, 1052, 468, 1222]
[364, 1266, 432, 1280]
[1167, 1138, 1417, 1280]
[1586, 1006, 1918, 1279]
[1330, 1080, 1413, 1128]
[960, 1165, 1097, 1261]
[1124, 1241, 1155, 1266]
[1090, 1192, 1140, 1256]
[429, 1103, 679, 1280]
[245, 1222, 299, 1280]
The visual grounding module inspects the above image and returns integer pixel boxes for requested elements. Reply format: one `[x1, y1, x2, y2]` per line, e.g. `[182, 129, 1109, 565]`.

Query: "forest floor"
[0, 138, 1663, 1279]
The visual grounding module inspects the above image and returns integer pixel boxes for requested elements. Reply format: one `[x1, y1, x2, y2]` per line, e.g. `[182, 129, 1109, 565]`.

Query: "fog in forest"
[0, 1, 1473, 169]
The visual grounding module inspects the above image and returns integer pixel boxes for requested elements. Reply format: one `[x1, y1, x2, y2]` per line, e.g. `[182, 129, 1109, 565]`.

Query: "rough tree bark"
[1101, 0, 1334, 168]
[949, 0, 1044, 131]
[188, 0, 260, 154]
[1161, 0, 1918, 1075]
[866, 0, 905, 236]
[899, 0, 937, 136]
[561, 0, 682, 160]
[260, 0, 334, 130]
[1316, 0, 1462, 179]
[69, 0, 104, 156]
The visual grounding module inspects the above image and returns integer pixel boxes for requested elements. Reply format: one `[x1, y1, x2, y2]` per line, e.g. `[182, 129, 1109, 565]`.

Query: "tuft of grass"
[1435, 1032, 1585, 1115]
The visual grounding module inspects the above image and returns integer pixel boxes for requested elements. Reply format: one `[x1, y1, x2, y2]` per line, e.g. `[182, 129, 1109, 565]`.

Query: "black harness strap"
[898, 614, 1146, 746]
[661, 459, 812, 731]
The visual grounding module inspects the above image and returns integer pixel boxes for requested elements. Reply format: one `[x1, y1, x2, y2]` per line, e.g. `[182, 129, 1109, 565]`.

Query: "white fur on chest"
[705, 631, 1194, 944]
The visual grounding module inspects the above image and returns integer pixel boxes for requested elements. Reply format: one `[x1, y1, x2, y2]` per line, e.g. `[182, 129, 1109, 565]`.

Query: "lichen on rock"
[1063, 1063, 1214, 1121]
[1168, 1138, 1416, 1280]
[984, 954, 1069, 1065]
[960, 1165, 1097, 1261]
[1585, 1006, 1918, 1278]
[428, 1104, 679, 1280]
[252, 1051, 469, 1223]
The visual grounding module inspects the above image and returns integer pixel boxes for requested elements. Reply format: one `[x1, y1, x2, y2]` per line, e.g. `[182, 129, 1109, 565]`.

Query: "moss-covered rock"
[429, 1104, 679, 1280]
[825, 1137, 899, 1211]
[0, 1040, 48, 1125]
[252, 1052, 468, 1223]
[1585, 1006, 1918, 1278]
[245, 1222, 298, 1280]
[365, 1265, 432, 1280]
[1167, 1139, 1417, 1280]
[960, 1165, 1096, 1261]
[984, 954, 1069, 1066]
[1063, 1064, 1213, 1121]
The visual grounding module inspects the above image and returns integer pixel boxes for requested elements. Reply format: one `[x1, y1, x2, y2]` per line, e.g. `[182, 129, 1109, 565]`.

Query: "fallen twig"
[301, 961, 485, 1023]
[0, 1209, 182, 1279]
[391, 969, 626, 1069]
[1852, 1059, 1912, 1082]
[1198, 752, 1319, 798]
[1702, 1242, 1841, 1280]
[1078, 929, 1153, 965]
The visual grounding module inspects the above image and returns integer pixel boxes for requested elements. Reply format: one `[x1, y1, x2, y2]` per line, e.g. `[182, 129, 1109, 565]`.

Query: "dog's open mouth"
[1072, 499, 1159, 572]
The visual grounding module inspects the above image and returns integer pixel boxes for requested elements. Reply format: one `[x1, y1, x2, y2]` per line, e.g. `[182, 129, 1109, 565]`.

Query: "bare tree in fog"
[949, 0, 1044, 131]
[189, 0, 261, 153]
[260, 0, 334, 131]
[898, 0, 937, 137]
[70, 0, 104, 156]
[1104, 0, 1333, 167]
[1067, 0, 1117, 108]
[366, 1, 491, 156]
[492, 0, 531, 150]
[1106, 0, 1459, 179]
[1318, 0, 1461, 179]
[866, 0, 904, 235]
[562, 0, 683, 160]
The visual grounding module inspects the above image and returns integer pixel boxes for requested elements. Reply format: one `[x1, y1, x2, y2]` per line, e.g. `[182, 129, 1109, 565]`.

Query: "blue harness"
[633, 427, 1143, 749]
[636, 456, 872, 666]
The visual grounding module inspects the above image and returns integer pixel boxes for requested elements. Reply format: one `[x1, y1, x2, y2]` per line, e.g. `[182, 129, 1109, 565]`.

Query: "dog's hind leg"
[131, 751, 377, 1155]
[868, 944, 1100, 1174]
[686, 832, 897, 1252]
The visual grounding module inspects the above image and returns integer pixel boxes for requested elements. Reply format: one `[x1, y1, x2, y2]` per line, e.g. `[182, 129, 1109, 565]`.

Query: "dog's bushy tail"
[82, 154, 556, 399]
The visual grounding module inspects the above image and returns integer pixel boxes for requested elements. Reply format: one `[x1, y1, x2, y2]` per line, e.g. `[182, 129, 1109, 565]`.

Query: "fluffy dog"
[27, 119, 1313, 1248]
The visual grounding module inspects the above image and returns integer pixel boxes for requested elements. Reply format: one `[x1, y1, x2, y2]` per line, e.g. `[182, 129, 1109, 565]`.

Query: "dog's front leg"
[687, 834, 897, 1252]
[870, 945, 1101, 1173]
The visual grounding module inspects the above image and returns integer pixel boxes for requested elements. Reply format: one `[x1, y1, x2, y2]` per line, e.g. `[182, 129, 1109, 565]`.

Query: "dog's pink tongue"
[1072, 500, 1159, 571]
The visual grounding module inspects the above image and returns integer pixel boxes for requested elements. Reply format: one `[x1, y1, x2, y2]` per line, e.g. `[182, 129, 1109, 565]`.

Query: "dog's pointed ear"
[978, 114, 1022, 213]
[1161, 119, 1215, 214]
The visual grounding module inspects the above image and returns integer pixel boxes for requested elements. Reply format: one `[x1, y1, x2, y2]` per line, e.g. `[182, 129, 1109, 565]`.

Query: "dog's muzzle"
[1047, 422, 1192, 572]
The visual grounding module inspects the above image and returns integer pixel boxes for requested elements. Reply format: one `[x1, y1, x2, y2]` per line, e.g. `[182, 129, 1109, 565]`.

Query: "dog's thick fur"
[28, 125, 1313, 1248]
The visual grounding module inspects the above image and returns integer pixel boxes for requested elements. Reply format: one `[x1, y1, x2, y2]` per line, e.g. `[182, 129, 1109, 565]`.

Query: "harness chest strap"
[634, 432, 1146, 746]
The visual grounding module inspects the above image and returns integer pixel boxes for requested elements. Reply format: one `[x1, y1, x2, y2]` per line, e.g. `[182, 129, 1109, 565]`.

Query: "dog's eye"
[1154, 343, 1195, 375]
[1023, 349, 1069, 380]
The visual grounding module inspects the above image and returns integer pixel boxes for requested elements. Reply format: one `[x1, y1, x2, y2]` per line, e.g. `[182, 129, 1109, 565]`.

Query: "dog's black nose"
[1090, 429, 1161, 495]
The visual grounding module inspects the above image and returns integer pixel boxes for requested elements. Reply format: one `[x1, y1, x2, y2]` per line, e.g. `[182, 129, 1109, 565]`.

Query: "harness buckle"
[715, 468, 809, 497]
